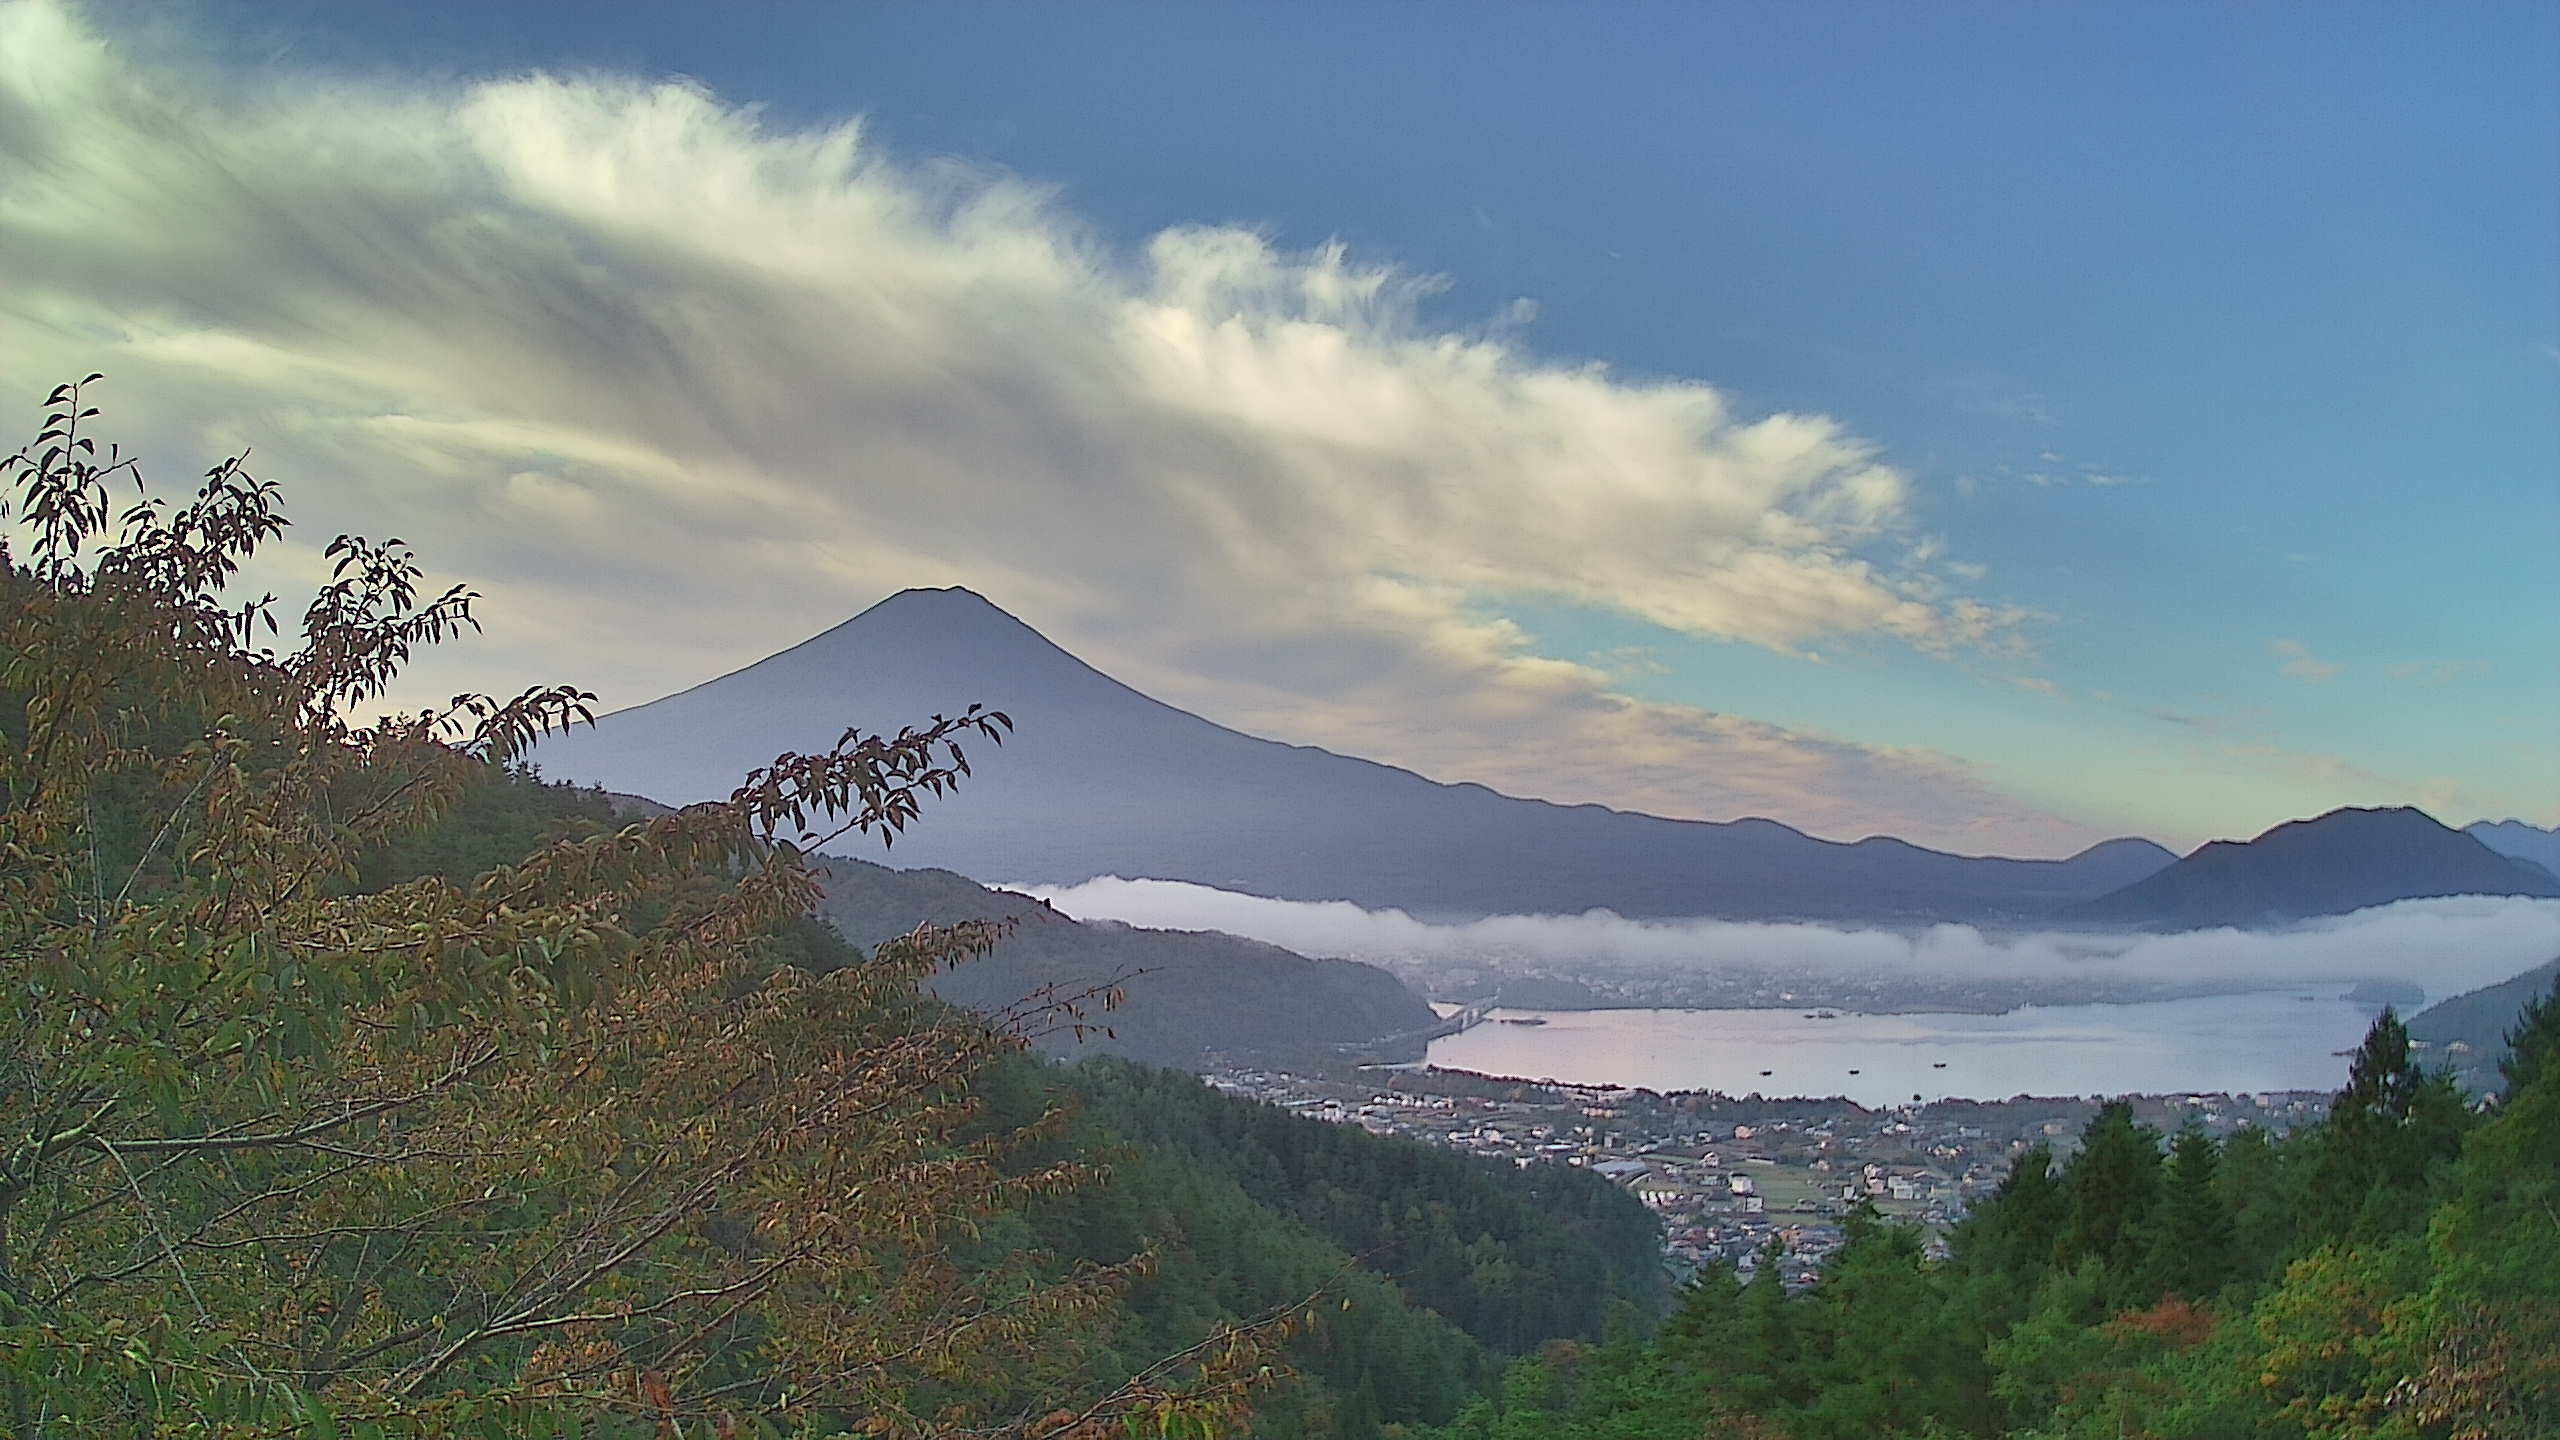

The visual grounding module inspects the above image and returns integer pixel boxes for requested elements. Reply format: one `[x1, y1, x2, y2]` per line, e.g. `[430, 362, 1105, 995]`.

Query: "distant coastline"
[1424, 990, 2380, 1107]
[1447, 980, 2365, 1019]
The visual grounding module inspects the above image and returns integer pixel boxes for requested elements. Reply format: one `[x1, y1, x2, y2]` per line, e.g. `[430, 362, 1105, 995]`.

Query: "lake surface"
[1424, 990, 2382, 1106]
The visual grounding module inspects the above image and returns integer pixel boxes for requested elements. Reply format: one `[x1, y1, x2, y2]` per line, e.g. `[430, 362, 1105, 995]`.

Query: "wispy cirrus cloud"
[2009, 451, 2142, 490]
[2132, 696, 2490, 830]
[2269, 638, 2343, 684]
[0, 0, 2101, 853]
[2385, 658, 2489, 687]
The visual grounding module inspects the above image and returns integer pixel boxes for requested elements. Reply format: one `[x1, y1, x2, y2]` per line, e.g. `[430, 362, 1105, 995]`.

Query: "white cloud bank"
[0, 0, 2095, 852]
[1018, 876, 2560, 999]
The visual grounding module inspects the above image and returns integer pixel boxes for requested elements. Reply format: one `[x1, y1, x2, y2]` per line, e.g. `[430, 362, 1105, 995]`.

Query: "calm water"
[1425, 990, 2382, 1106]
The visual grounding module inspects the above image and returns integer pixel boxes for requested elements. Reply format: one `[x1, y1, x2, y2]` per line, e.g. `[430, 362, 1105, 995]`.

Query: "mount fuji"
[529, 587, 2173, 922]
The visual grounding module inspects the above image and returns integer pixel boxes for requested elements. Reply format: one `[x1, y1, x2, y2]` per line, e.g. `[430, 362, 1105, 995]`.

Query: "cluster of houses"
[1208, 1065, 2333, 1282]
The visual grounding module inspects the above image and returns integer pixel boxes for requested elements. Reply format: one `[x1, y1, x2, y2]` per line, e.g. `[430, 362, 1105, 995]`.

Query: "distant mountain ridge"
[530, 587, 2173, 922]
[2061, 807, 2560, 930]
[2467, 819, 2560, 881]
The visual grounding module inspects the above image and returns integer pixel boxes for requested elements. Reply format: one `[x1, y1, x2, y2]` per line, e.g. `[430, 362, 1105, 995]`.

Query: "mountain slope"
[1061, 1058, 1664, 1357]
[813, 856, 1436, 1068]
[1019, 1057, 1666, 1432]
[530, 587, 2174, 922]
[2061, 806, 2560, 930]
[2408, 955, 2560, 1094]
[2468, 818, 2560, 881]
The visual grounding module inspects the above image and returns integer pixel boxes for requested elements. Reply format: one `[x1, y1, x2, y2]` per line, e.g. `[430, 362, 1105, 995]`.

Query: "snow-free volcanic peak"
[531, 590, 2175, 922]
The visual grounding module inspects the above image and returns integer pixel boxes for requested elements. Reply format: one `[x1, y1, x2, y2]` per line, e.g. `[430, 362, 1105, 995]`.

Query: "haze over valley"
[1020, 877, 2560, 1017]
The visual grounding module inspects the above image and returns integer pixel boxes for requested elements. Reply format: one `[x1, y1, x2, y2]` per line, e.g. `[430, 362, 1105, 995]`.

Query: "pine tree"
[2310, 1007, 2476, 1243]
[2055, 1102, 2164, 1300]
[2147, 1121, 2236, 1301]
[1660, 1263, 1743, 1348]
[2338, 1007, 2423, 1129]
[1798, 1202, 1986, 1439]
[1954, 1143, 2067, 1293]
[1738, 1237, 1805, 1409]
[2499, 974, 2560, 1097]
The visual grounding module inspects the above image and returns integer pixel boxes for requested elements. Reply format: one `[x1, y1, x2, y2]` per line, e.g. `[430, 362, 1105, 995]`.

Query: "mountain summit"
[530, 588, 2174, 922]
[2467, 819, 2560, 880]
[2061, 806, 2560, 930]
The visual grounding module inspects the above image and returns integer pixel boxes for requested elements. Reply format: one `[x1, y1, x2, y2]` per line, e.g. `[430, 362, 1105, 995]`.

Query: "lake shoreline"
[1401, 1061, 2337, 1111]
[1433, 983, 2376, 1020]
[1424, 990, 2380, 1108]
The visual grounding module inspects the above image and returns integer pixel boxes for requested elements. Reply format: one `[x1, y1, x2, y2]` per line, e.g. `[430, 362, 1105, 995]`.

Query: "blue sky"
[11, 1, 2556, 850]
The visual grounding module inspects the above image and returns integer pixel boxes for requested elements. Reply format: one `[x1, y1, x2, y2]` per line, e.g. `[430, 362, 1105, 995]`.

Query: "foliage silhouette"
[0, 379, 1299, 1437]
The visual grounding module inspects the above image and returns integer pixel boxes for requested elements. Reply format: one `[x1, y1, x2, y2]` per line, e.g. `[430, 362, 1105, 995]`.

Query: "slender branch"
[96, 1042, 501, 1156]
[110, 752, 219, 911]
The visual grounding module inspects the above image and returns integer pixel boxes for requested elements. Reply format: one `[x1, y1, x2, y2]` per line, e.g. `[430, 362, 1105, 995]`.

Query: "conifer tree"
[2309, 1007, 2475, 1243]
[2499, 975, 2560, 1097]
[2054, 1102, 2163, 1301]
[2337, 1007, 2423, 1129]
[1737, 1237, 1803, 1409]
[1953, 1143, 2066, 1294]
[2147, 1121, 2236, 1301]
[2213, 1120, 2301, 1287]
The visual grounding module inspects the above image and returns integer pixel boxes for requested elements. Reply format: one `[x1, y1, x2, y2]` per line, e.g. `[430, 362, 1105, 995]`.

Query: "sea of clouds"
[1011, 876, 2560, 1001]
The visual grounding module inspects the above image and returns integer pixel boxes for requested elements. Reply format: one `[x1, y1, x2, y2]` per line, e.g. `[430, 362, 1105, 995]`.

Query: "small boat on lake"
[1498, 1016, 1548, 1026]
[1932, 1062, 1948, 1069]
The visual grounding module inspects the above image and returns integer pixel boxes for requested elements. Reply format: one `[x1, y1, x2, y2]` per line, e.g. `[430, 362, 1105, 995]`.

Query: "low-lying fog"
[1009, 878, 2560, 1005]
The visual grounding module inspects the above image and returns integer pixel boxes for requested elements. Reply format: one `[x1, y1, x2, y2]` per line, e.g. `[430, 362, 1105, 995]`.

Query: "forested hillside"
[811, 857, 1438, 1068]
[2409, 957, 2560, 1094]
[1427, 998, 2560, 1437]
[1062, 1061, 1664, 1355]
[998, 1058, 1664, 1437]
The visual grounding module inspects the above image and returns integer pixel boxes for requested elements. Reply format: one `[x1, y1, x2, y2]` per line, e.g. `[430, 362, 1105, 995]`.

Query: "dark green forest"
[1421, 996, 2560, 1439]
